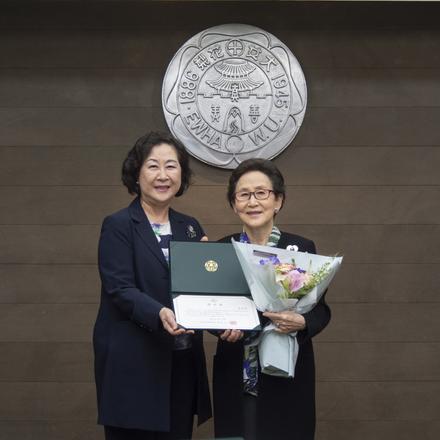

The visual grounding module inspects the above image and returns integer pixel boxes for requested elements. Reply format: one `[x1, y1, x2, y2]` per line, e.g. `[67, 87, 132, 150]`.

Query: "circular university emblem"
[162, 24, 307, 169]
[204, 260, 219, 272]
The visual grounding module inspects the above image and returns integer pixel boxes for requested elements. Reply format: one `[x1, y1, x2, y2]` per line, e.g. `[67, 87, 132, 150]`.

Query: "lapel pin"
[286, 245, 299, 252]
[186, 224, 196, 238]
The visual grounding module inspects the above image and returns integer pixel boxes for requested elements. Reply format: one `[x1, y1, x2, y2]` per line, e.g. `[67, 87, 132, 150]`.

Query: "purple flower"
[259, 255, 281, 265]
[288, 269, 308, 292]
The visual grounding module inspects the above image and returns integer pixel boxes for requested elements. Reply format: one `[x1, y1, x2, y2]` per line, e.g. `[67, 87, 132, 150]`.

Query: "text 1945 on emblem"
[162, 24, 307, 169]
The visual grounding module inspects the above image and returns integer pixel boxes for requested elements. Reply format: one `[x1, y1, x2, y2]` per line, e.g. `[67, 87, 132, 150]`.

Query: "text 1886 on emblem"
[162, 24, 307, 169]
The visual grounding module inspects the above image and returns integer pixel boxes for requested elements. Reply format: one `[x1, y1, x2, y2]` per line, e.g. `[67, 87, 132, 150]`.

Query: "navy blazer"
[93, 197, 211, 431]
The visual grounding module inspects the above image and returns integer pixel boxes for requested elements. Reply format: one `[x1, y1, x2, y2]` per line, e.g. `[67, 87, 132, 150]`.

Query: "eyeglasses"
[234, 189, 274, 202]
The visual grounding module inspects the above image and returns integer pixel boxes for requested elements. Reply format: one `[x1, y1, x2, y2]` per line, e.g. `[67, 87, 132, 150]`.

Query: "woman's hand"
[200, 235, 209, 241]
[219, 329, 244, 342]
[159, 307, 194, 336]
[263, 311, 306, 334]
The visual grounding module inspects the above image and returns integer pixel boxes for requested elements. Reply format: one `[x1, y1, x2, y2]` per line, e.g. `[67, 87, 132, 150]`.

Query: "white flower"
[286, 244, 299, 252]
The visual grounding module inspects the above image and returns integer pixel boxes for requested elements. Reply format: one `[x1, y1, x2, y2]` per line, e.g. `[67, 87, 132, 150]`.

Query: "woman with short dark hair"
[122, 132, 192, 197]
[213, 158, 331, 440]
[93, 132, 211, 440]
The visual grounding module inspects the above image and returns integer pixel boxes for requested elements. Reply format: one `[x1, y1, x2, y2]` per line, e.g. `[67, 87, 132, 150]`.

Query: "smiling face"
[138, 142, 182, 209]
[232, 170, 283, 234]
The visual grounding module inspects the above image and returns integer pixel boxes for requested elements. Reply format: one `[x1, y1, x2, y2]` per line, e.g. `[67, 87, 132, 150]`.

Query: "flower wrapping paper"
[232, 239, 343, 378]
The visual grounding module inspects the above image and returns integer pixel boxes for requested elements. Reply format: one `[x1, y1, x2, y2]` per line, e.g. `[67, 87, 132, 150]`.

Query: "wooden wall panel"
[2, 68, 440, 108]
[204, 225, 440, 263]
[0, 146, 127, 187]
[307, 68, 440, 107]
[315, 342, 440, 381]
[0, 187, 129, 225]
[2, 2, 439, 31]
[178, 187, 440, 225]
[0, 418, 439, 440]
[316, 421, 440, 440]
[2, 145, 440, 186]
[1, 341, 438, 384]
[0, 304, 97, 342]
[0, 382, 96, 419]
[2, 186, 439, 225]
[329, 263, 440, 303]
[0, 108, 167, 147]
[318, 303, 440, 342]
[2, 262, 439, 304]
[0, 265, 99, 304]
[316, 382, 440, 420]
[195, 145, 440, 186]
[0, 29, 186, 69]
[2, 107, 440, 147]
[0, 303, 438, 343]
[0, 381, 438, 422]
[0, 68, 160, 108]
[0, 342, 94, 382]
[0, 421, 101, 440]
[0, 225, 100, 264]
[1, 1, 439, 440]
[295, 107, 440, 146]
[1, 28, 439, 70]
[2, 224, 440, 264]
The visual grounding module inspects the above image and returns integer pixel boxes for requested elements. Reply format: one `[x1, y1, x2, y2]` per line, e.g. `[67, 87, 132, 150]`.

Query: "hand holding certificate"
[173, 295, 260, 330]
[169, 241, 261, 330]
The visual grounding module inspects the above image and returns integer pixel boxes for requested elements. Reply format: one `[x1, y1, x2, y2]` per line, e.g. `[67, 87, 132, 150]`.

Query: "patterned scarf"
[240, 225, 281, 396]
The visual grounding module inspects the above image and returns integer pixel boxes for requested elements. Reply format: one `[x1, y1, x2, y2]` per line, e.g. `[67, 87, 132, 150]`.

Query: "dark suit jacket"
[93, 197, 211, 431]
[213, 231, 331, 440]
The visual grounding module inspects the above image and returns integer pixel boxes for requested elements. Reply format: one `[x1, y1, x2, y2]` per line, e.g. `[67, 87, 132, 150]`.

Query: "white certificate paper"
[173, 295, 260, 330]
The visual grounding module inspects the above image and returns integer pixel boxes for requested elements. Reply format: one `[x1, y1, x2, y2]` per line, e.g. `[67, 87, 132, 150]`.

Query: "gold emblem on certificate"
[204, 260, 219, 272]
[162, 24, 307, 169]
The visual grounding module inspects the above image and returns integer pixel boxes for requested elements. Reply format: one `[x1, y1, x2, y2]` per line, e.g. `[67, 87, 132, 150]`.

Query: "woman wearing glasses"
[213, 158, 331, 440]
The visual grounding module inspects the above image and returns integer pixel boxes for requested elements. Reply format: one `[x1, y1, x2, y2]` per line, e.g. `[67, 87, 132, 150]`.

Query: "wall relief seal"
[162, 24, 307, 169]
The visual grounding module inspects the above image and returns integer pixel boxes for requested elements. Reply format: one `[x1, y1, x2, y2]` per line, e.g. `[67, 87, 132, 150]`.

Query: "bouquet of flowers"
[262, 256, 332, 300]
[232, 239, 343, 378]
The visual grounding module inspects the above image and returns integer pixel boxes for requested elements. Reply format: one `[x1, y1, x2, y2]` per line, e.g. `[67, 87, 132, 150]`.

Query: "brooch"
[186, 224, 196, 238]
[286, 244, 299, 252]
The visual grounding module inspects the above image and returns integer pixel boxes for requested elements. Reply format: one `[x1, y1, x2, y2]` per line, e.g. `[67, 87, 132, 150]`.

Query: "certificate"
[173, 295, 260, 330]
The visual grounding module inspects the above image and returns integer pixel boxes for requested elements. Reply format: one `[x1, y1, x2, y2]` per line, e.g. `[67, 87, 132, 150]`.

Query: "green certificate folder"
[170, 241, 251, 296]
[170, 241, 259, 330]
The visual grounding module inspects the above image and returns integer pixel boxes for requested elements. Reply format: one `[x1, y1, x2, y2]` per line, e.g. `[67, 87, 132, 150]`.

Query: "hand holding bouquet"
[232, 239, 343, 378]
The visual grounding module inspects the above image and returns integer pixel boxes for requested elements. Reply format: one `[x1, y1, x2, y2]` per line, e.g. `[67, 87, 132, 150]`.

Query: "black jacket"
[213, 231, 331, 440]
[93, 197, 211, 431]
